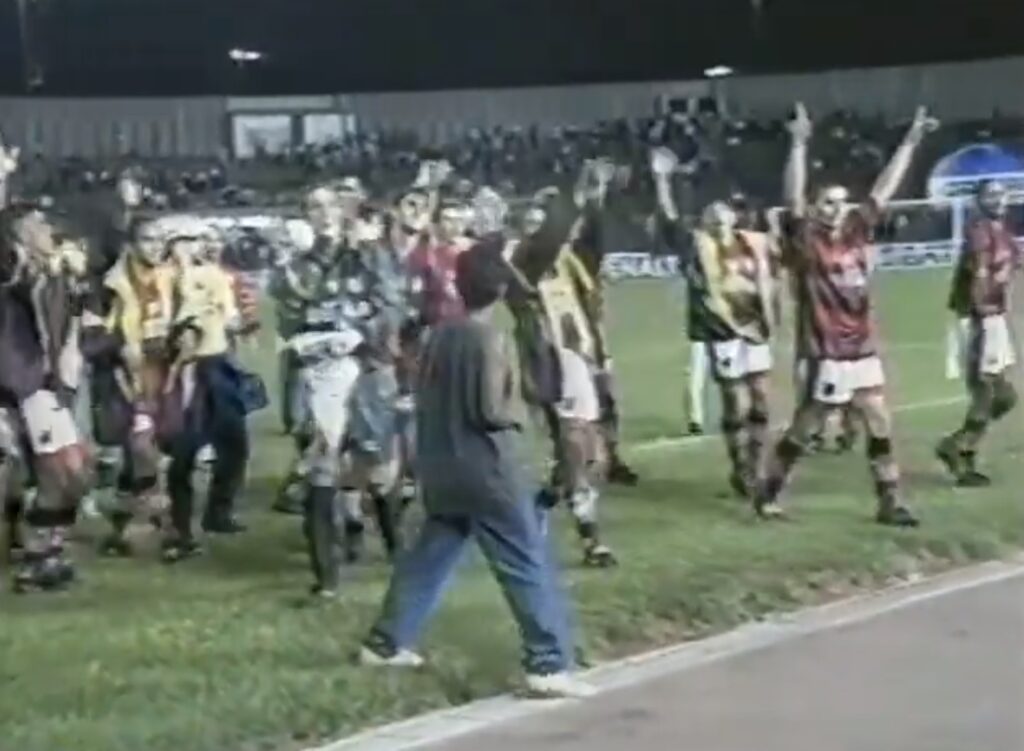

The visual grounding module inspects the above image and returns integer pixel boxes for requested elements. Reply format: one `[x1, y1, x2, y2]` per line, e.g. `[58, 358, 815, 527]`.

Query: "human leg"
[685, 340, 708, 434]
[472, 498, 574, 677]
[756, 398, 827, 517]
[364, 514, 469, 655]
[851, 387, 918, 527]
[14, 391, 91, 592]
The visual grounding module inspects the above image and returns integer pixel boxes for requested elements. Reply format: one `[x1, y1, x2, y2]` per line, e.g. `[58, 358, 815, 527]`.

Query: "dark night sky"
[0, 0, 1022, 96]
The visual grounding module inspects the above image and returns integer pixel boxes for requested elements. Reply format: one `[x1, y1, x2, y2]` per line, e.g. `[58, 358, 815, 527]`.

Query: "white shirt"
[556, 348, 600, 422]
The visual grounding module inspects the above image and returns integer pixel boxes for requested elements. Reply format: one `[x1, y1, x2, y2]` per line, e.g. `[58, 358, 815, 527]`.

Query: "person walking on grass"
[755, 103, 935, 526]
[937, 179, 1021, 487]
[360, 242, 594, 700]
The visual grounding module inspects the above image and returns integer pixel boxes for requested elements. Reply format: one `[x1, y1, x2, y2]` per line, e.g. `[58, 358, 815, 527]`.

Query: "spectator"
[360, 245, 592, 699]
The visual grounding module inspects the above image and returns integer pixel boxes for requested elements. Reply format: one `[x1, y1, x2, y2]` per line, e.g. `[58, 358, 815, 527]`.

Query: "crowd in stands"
[11, 106, 1024, 254]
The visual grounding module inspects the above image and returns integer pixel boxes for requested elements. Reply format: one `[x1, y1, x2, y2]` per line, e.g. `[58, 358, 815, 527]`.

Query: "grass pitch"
[1, 270, 1022, 751]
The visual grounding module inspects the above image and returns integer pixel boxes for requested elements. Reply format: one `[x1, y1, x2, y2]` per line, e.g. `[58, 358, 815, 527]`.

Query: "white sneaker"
[525, 672, 597, 699]
[80, 493, 102, 520]
[358, 646, 425, 669]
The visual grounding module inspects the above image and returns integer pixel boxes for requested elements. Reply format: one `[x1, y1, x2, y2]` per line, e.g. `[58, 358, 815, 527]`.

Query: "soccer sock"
[747, 389, 770, 476]
[688, 345, 708, 427]
[952, 378, 997, 454]
[945, 319, 963, 380]
[369, 491, 400, 558]
[991, 378, 1018, 422]
[867, 436, 901, 509]
[761, 433, 805, 503]
[721, 414, 748, 479]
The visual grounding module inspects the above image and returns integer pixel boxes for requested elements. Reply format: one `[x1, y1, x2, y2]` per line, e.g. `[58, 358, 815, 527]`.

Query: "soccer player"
[937, 180, 1020, 486]
[651, 147, 709, 436]
[554, 314, 617, 567]
[0, 133, 19, 208]
[0, 205, 93, 592]
[405, 198, 473, 327]
[90, 217, 177, 556]
[690, 199, 777, 497]
[572, 161, 641, 486]
[271, 184, 352, 515]
[271, 184, 390, 596]
[755, 103, 935, 526]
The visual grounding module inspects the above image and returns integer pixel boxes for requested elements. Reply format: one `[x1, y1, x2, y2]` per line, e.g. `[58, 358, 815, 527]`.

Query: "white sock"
[687, 343, 708, 427]
[945, 318, 964, 380]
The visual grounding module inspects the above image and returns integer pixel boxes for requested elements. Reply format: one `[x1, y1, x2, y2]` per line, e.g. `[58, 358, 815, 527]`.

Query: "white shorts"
[19, 390, 81, 455]
[301, 357, 362, 451]
[0, 407, 22, 459]
[709, 339, 773, 381]
[342, 443, 401, 493]
[972, 315, 1017, 376]
[809, 356, 886, 405]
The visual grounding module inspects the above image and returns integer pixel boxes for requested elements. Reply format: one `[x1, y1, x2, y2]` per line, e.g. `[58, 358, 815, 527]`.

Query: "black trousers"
[166, 357, 250, 541]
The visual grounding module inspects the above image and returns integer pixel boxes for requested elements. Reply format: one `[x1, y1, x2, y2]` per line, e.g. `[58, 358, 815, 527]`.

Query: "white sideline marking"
[312, 557, 1024, 751]
[631, 394, 966, 454]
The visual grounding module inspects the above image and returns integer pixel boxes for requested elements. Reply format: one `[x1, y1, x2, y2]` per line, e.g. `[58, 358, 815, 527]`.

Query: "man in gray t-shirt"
[360, 242, 593, 699]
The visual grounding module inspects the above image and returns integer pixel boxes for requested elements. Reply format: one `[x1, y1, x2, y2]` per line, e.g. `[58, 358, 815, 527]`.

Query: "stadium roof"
[1, 0, 1022, 97]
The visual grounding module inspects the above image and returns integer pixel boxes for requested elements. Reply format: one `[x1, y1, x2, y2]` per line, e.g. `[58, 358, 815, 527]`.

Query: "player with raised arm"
[0, 133, 20, 208]
[937, 179, 1020, 486]
[756, 103, 935, 526]
[651, 146, 710, 436]
[652, 147, 778, 497]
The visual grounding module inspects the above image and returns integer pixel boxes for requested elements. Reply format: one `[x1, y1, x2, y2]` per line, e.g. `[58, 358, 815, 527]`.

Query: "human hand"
[787, 103, 813, 144]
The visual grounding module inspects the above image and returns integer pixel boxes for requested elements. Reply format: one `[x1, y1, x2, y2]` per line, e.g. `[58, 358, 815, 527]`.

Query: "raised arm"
[869, 107, 936, 210]
[574, 158, 614, 210]
[0, 133, 20, 209]
[412, 159, 451, 221]
[784, 103, 812, 218]
[650, 147, 680, 222]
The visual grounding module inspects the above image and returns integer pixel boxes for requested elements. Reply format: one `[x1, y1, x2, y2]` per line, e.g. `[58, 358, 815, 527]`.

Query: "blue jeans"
[370, 497, 574, 676]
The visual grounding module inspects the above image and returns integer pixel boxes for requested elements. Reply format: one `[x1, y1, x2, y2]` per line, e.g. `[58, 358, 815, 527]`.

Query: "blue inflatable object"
[928, 143, 1024, 198]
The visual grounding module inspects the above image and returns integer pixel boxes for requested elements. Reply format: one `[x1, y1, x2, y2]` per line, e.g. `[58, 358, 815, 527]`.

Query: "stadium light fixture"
[704, 65, 735, 79]
[229, 48, 264, 63]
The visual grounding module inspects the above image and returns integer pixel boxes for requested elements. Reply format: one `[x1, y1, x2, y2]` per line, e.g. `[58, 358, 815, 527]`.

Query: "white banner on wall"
[231, 114, 293, 158]
[600, 242, 961, 281]
[602, 253, 681, 280]
[302, 113, 344, 146]
[874, 241, 957, 271]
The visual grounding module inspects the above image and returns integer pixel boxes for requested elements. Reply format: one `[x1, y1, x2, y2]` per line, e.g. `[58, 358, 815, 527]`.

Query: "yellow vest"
[693, 229, 776, 343]
[104, 256, 177, 361]
[537, 246, 597, 359]
[175, 262, 239, 358]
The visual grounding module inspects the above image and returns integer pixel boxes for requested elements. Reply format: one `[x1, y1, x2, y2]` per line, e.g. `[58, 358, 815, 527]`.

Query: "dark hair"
[455, 240, 510, 312]
[0, 204, 45, 283]
[976, 179, 1005, 197]
[0, 203, 36, 246]
[434, 198, 466, 223]
[126, 214, 154, 241]
[397, 187, 428, 205]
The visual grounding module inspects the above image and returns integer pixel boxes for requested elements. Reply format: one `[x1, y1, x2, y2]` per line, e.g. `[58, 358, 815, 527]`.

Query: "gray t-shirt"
[415, 314, 531, 516]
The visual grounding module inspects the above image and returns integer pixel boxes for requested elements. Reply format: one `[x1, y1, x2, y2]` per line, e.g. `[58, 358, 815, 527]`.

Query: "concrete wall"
[0, 97, 226, 158]
[1, 57, 1021, 158]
